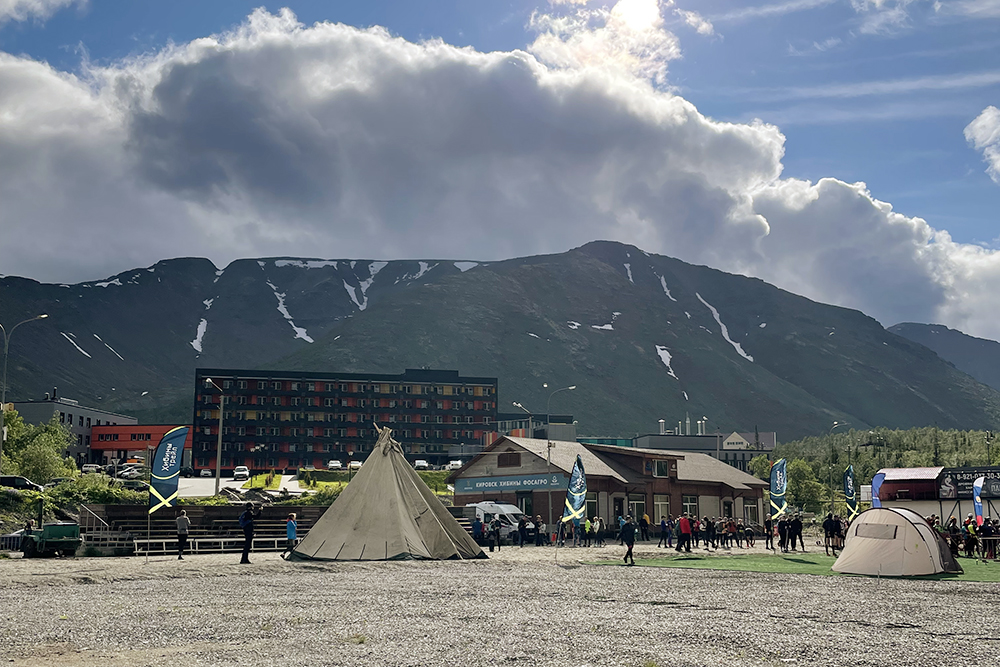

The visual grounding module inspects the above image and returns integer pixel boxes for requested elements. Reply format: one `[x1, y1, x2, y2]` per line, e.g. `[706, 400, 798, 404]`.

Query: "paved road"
[177, 476, 247, 497]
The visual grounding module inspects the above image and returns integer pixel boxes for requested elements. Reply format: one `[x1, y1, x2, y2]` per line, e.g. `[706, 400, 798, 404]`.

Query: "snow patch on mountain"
[759, 322, 766, 328]
[266, 281, 315, 343]
[396, 261, 437, 284]
[60, 332, 92, 358]
[624, 263, 633, 284]
[567, 321, 581, 330]
[190, 319, 208, 352]
[696, 293, 754, 362]
[656, 274, 678, 302]
[655, 346, 679, 380]
[203, 298, 214, 310]
[93, 334, 124, 361]
[95, 279, 122, 288]
[685, 312, 691, 319]
[682, 391, 689, 401]
[275, 259, 339, 269]
[592, 324, 614, 331]
[454, 262, 478, 272]
[527, 332, 540, 338]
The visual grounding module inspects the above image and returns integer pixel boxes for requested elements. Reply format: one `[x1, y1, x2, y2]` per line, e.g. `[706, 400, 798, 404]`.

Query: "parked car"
[117, 479, 150, 491]
[327, 460, 343, 470]
[180, 466, 195, 478]
[0, 475, 44, 492]
[233, 466, 250, 481]
[119, 467, 146, 480]
[446, 460, 464, 471]
[44, 477, 75, 489]
[81, 464, 102, 474]
[413, 460, 429, 470]
[348, 460, 362, 471]
[200, 468, 214, 477]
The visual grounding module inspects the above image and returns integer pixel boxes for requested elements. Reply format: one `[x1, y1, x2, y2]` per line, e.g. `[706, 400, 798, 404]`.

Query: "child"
[281, 513, 297, 559]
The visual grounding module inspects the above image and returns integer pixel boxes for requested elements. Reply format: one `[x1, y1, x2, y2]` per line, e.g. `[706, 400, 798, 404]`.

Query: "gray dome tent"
[832, 507, 962, 577]
[289, 425, 486, 561]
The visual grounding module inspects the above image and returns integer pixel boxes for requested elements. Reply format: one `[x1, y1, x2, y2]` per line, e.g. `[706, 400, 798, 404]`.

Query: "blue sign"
[455, 473, 566, 494]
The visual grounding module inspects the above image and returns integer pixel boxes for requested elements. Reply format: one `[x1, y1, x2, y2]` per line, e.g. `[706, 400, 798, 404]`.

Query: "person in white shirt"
[176, 510, 191, 560]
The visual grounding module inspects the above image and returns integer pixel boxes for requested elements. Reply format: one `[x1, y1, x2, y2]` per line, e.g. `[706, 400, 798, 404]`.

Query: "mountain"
[2, 241, 999, 440]
[888, 323, 1000, 392]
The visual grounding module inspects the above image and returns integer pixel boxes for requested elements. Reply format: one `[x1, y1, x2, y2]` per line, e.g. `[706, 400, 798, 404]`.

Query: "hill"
[2, 241, 999, 439]
[888, 322, 1000, 392]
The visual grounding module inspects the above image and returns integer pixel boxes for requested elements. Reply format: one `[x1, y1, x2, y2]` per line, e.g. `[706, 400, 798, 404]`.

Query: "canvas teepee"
[289, 424, 486, 561]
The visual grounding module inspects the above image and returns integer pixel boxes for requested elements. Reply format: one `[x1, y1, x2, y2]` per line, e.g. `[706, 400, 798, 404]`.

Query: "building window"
[223, 380, 232, 389]
[682, 495, 698, 517]
[497, 451, 520, 468]
[435, 416, 443, 424]
[653, 495, 670, 521]
[272, 397, 281, 406]
[237, 380, 247, 389]
[628, 493, 646, 521]
[586, 492, 598, 521]
[744, 504, 759, 524]
[86, 417, 91, 428]
[258, 381, 267, 389]
[291, 397, 300, 406]
[307, 382, 315, 391]
[272, 381, 281, 390]
[291, 382, 300, 391]
[653, 460, 671, 478]
[79, 416, 84, 427]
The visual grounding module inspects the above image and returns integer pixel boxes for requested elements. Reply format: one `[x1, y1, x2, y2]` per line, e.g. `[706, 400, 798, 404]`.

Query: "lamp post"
[512, 401, 532, 437]
[0, 313, 48, 473]
[986, 431, 994, 467]
[204, 378, 226, 496]
[829, 421, 849, 514]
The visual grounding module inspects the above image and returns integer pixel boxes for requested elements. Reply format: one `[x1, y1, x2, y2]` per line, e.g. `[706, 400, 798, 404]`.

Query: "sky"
[1, 0, 999, 338]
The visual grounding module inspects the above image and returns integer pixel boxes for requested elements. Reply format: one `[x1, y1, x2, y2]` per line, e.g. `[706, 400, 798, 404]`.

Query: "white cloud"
[3, 6, 1000, 341]
[711, 0, 837, 22]
[0, 0, 81, 25]
[965, 106, 1000, 183]
[674, 8, 715, 35]
[942, 0, 1000, 17]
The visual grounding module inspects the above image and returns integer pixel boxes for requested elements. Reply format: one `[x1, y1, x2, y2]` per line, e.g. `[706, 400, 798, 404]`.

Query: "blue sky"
[3, 1, 996, 244]
[1, 0, 999, 339]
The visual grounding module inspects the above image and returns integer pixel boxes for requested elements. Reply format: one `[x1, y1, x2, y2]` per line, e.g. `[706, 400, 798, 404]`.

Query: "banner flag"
[561, 454, 587, 525]
[871, 472, 885, 508]
[843, 465, 859, 521]
[148, 426, 189, 515]
[769, 458, 787, 519]
[973, 476, 985, 527]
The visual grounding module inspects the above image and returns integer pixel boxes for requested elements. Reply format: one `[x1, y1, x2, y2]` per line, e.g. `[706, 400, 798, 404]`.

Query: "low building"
[582, 430, 777, 472]
[90, 424, 194, 467]
[448, 436, 767, 529]
[877, 466, 1000, 520]
[13, 389, 137, 465]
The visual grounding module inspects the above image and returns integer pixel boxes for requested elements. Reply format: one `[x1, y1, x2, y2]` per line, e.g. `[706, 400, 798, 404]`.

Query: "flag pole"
[146, 444, 153, 565]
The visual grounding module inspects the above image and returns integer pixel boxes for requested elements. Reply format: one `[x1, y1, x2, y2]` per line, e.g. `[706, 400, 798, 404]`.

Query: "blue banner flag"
[769, 458, 787, 520]
[843, 465, 859, 522]
[148, 426, 189, 514]
[871, 472, 885, 508]
[973, 476, 985, 527]
[561, 454, 587, 525]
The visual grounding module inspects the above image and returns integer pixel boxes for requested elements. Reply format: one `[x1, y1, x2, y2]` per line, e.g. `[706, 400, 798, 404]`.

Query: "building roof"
[591, 443, 768, 491]
[504, 437, 633, 483]
[879, 467, 944, 482]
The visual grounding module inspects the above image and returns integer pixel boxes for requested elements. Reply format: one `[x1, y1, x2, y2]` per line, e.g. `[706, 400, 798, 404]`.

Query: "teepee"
[289, 424, 486, 561]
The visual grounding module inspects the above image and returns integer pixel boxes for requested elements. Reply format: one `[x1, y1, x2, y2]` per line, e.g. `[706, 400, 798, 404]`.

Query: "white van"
[81, 464, 102, 474]
[466, 502, 525, 540]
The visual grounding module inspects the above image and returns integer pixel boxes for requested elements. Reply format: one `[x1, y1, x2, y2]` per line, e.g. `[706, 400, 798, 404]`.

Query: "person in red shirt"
[676, 513, 692, 553]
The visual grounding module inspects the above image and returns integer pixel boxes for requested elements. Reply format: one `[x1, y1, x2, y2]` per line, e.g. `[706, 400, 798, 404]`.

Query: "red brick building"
[90, 424, 193, 466]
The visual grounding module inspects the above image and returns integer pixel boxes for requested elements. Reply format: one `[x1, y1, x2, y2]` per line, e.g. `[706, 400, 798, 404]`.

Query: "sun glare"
[610, 0, 662, 32]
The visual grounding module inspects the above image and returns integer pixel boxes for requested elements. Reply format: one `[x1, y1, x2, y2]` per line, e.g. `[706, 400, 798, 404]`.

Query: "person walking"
[764, 515, 774, 551]
[175, 509, 191, 560]
[517, 516, 528, 548]
[704, 517, 715, 551]
[657, 516, 669, 547]
[677, 513, 692, 553]
[620, 515, 637, 565]
[238, 502, 260, 564]
[281, 512, 297, 559]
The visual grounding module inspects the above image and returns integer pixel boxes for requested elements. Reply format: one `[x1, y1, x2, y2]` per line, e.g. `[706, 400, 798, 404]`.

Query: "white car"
[328, 460, 343, 470]
[446, 460, 463, 471]
[348, 460, 362, 471]
[200, 468, 214, 477]
[233, 466, 250, 481]
[81, 464, 102, 474]
[413, 460, 429, 470]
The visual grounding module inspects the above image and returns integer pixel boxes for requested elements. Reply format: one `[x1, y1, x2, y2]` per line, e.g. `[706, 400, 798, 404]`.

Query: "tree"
[786, 459, 826, 513]
[2, 411, 76, 484]
[748, 454, 771, 481]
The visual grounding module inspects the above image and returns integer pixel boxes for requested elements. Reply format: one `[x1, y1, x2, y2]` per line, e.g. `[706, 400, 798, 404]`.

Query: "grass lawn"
[242, 473, 284, 490]
[596, 552, 1000, 582]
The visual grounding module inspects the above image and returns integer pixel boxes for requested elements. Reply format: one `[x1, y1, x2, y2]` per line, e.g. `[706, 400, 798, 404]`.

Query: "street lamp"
[204, 378, 226, 496]
[512, 401, 532, 437]
[829, 421, 850, 514]
[0, 313, 48, 473]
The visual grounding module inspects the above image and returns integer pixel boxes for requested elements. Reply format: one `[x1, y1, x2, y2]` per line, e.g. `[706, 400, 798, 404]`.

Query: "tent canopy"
[832, 507, 962, 577]
[290, 425, 486, 561]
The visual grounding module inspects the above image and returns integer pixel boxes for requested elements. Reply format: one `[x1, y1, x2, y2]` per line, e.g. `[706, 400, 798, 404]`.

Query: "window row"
[216, 379, 495, 396]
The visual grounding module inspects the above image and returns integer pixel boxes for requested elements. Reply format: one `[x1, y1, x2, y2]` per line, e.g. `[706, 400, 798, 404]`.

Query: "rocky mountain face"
[3, 241, 999, 440]
[889, 322, 1000, 393]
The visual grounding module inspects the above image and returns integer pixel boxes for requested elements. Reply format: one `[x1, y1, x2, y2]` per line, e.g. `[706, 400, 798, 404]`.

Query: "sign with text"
[937, 467, 1000, 499]
[455, 473, 568, 494]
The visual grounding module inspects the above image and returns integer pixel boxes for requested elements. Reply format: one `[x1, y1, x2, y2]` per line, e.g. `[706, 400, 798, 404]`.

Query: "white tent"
[290, 425, 486, 561]
[832, 507, 962, 577]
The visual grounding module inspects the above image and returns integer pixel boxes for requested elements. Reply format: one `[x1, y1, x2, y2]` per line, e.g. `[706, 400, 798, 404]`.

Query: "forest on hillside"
[746, 427, 996, 515]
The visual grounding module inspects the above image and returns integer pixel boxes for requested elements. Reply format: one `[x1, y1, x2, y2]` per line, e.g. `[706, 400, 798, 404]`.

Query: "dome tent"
[832, 507, 962, 577]
[289, 424, 486, 561]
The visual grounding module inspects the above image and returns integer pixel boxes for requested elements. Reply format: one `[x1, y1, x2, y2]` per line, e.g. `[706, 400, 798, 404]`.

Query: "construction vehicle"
[20, 499, 82, 558]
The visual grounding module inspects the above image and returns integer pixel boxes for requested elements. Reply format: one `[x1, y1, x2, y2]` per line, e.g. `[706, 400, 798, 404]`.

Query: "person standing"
[657, 516, 669, 547]
[620, 515, 637, 565]
[584, 517, 593, 547]
[677, 513, 692, 553]
[764, 515, 774, 551]
[490, 516, 502, 551]
[822, 513, 838, 556]
[777, 515, 788, 552]
[704, 517, 715, 551]
[790, 514, 805, 552]
[281, 512, 297, 559]
[472, 517, 483, 544]
[535, 515, 546, 547]
[175, 510, 191, 561]
[639, 514, 650, 542]
[238, 502, 259, 564]
[517, 516, 528, 548]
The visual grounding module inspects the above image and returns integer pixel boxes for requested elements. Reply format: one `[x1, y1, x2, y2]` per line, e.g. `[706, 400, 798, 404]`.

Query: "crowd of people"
[926, 513, 999, 560]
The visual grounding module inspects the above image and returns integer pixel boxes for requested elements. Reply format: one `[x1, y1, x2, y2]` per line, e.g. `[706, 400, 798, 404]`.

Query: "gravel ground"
[1, 540, 997, 667]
